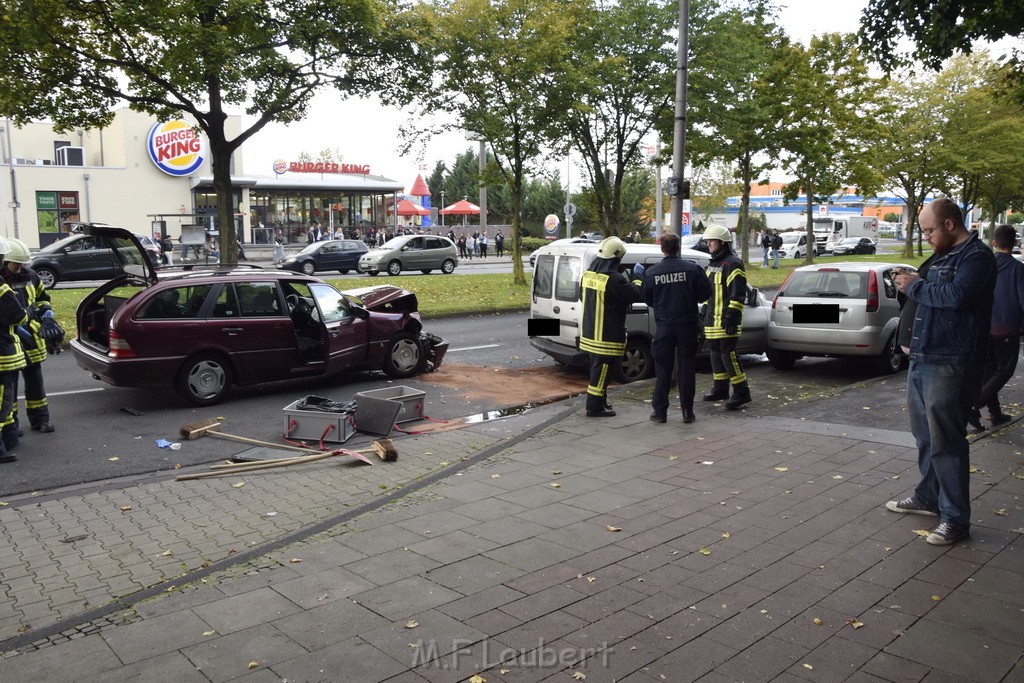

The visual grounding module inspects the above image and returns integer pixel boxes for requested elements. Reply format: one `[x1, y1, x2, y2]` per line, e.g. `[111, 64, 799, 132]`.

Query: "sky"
[239, 0, 873, 194]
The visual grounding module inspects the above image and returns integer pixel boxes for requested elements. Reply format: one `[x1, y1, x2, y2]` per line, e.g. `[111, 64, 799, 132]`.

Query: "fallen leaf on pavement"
[931, 595, 941, 601]
[160, 550, 172, 557]
[812, 618, 823, 626]
[994, 508, 1007, 516]
[803, 663, 813, 670]
[699, 547, 711, 556]
[289, 558, 303, 564]
[572, 672, 587, 680]
[913, 529, 930, 537]
[552, 470, 562, 475]
[606, 525, 621, 532]
[550, 482, 561, 488]
[247, 661, 259, 669]
[774, 467, 789, 472]
[119, 505, 132, 511]
[203, 630, 216, 636]
[832, 475, 843, 480]
[108, 457, 119, 462]
[491, 474, 501, 479]
[231, 482, 245, 489]
[848, 619, 864, 629]
[469, 676, 487, 683]
[587, 576, 596, 583]
[405, 620, 419, 629]
[722, 532, 731, 539]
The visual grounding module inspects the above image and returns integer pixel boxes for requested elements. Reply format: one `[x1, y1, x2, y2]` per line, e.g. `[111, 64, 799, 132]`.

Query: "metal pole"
[655, 137, 663, 235]
[669, 0, 689, 236]
[3, 119, 19, 238]
[478, 140, 488, 236]
[440, 190, 445, 227]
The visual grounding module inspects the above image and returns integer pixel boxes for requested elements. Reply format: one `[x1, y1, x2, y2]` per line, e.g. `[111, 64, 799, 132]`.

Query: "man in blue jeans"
[888, 198, 996, 546]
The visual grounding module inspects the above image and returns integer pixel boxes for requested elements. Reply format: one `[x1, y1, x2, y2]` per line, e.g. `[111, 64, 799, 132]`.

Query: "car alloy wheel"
[36, 267, 57, 288]
[176, 353, 232, 406]
[441, 259, 456, 274]
[301, 261, 315, 275]
[612, 338, 652, 383]
[383, 332, 423, 379]
[387, 260, 402, 276]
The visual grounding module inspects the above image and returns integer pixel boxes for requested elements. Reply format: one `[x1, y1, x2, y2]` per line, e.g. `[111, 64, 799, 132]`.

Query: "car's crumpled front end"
[343, 284, 448, 372]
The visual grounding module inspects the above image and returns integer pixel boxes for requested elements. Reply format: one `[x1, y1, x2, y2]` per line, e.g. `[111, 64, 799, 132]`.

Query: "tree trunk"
[510, 176, 526, 287]
[738, 152, 752, 265]
[803, 184, 815, 264]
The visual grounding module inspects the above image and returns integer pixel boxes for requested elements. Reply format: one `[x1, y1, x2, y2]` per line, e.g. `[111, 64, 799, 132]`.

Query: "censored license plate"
[792, 304, 839, 324]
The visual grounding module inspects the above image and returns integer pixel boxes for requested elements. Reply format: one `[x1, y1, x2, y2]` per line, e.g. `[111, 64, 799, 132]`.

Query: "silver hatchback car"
[767, 262, 915, 374]
[359, 235, 459, 276]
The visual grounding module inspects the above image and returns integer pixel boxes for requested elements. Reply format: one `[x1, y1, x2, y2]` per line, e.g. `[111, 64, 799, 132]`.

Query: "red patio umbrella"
[394, 198, 431, 216]
[438, 198, 482, 228]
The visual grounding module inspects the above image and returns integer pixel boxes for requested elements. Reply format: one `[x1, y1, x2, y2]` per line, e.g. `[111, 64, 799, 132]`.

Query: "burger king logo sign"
[147, 120, 206, 176]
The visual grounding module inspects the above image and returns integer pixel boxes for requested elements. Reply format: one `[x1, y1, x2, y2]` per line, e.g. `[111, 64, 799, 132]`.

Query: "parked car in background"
[767, 262, 914, 374]
[359, 234, 459, 276]
[529, 237, 597, 268]
[70, 226, 449, 406]
[777, 231, 816, 259]
[831, 237, 876, 256]
[679, 233, 710, 253]
[28, 229, 161, 288]
[277, 239, 369, 275]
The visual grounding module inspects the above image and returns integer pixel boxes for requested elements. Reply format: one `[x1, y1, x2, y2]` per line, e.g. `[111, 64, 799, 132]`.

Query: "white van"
[528, 241, 770, 382]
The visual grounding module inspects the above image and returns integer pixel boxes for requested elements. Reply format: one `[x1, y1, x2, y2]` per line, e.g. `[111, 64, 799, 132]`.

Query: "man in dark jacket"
[770, 229, 783, 269]
[702, 225, 751, 410]
[580, 237, 642, 417]
[888, 198, 996, 546]
[641, 234, 711, 424]
[970, 223, 1024, 430]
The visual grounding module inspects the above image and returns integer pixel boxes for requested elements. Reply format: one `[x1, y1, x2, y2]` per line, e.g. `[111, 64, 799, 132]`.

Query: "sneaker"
[649, 412, 666, 424]
[885, 497, 939, 516]
[926, 521, 969, 546]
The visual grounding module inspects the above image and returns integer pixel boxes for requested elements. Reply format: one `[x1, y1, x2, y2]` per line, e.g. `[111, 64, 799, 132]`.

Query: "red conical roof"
[409, 174, 430, 197]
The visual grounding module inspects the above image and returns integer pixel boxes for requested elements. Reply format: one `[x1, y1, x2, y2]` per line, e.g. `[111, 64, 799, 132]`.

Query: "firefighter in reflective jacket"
[579, 237, 643, 417]
[1, 238, 55, 433]
[702, 225, 752, 410]
[0, 237, 28, 463]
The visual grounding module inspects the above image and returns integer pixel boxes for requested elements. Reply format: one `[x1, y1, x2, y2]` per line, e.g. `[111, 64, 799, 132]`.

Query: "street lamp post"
[440, 190, 445, 228]
[669, 0, 690, 236]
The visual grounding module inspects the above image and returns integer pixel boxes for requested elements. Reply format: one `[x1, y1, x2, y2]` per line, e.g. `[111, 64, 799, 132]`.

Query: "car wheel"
[874, 332, 905, 374]
[767, 348, 798, 370]
[175, 353, 232, 406]
[366, 271, 379, 277]
[36, 267, 58, 288]
[383, 332, 423, 379]
[869, 247, 876, 255]
[421, 269, 432, 274]
[339, 269, 349, 274]
[441, 259, 456, 274]
[301, 261, 315, 275]
[612, 338, 653, 383]
[387, 260, 402, 276]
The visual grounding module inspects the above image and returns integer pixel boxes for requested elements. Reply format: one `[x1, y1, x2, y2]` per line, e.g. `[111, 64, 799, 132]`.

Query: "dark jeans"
[907, 360, 973, 528]
[977, 334, 1020, 414]
[586, 354, 614, 411]
[651, 325, 698, 414]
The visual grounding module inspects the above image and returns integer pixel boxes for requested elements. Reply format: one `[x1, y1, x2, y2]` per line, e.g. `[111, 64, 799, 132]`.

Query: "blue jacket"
[990, 251, 1024, 337]
[905, 232, 996, 365]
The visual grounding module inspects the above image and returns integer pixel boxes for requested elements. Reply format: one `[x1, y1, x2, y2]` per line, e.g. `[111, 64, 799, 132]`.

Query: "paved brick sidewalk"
[0, 386, 1021, 682]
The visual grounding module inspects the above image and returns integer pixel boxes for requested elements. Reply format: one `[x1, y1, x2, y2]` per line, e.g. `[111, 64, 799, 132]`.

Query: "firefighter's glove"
[723, 309, 741, 336]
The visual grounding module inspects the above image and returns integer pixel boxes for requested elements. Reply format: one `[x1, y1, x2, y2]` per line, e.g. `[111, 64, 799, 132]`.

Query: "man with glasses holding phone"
[887, 198, 996, 546]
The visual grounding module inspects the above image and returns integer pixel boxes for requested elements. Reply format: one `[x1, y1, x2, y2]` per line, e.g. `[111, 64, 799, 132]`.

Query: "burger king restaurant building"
[0, 108, 404, 249]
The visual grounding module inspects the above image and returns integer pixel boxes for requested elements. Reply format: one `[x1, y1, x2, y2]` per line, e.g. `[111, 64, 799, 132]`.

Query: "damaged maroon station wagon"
[70, 226, 448, 406]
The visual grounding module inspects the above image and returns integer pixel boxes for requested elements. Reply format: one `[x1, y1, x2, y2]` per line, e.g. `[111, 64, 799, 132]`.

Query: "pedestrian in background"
[579, 237, 643, 417]
[770, 229, 782, 269]
[760, 229, 771, 267]
[969, 223, 1024, 431]
[495, 230, 505, 258]
[479, 232, 488, 258]
[640, 233, 711, 424]
[702, 225, 751, 410]
[888, 198, 995, 546]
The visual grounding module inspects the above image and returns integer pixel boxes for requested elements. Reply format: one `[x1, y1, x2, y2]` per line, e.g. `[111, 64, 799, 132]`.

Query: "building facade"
[0, 108, 404, 248]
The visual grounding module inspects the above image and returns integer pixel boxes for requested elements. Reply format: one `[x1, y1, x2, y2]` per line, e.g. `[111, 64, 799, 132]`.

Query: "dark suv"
[70, 227, 448, 405]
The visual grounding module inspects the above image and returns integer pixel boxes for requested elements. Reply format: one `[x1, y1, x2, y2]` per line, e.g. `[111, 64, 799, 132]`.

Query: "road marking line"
[19, 387, 105, 400]
[448, 344, 502, 353]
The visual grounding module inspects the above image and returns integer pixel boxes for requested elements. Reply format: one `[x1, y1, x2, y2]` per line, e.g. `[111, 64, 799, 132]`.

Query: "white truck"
[814, 216, 880, 254]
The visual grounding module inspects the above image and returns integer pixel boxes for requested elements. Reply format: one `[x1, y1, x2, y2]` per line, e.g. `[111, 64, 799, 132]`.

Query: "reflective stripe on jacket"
[580, 259, 643, 358]
[704, 252, 746, 340]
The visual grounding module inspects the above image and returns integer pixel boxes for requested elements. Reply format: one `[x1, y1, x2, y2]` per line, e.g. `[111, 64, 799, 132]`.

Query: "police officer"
[702, 225, 752, 410]
[641, 233, 711, 424]
[0, 238, 28, 463]
[2, 238, 55, 433]
[580, 236, 643, 417]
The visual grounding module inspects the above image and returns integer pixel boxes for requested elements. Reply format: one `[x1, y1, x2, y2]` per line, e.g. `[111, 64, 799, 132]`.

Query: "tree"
[687, 0, 789, 263]
[690, 162, 741, 227]
[0, 0, 424, 263]
[566, 0, 676, 237]
[418, 0, 587, 286]
[859, 1, 1024, 71]
[775, 34, 883, 263]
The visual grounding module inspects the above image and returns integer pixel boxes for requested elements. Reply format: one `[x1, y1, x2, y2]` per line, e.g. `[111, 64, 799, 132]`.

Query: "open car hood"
[81, 224, 159, 284]
[341, 284, 418, 313]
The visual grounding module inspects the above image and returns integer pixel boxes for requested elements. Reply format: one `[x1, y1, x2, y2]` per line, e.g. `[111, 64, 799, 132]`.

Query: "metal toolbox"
[355, 386, 425, 424]
[282, 400, 355, 443]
